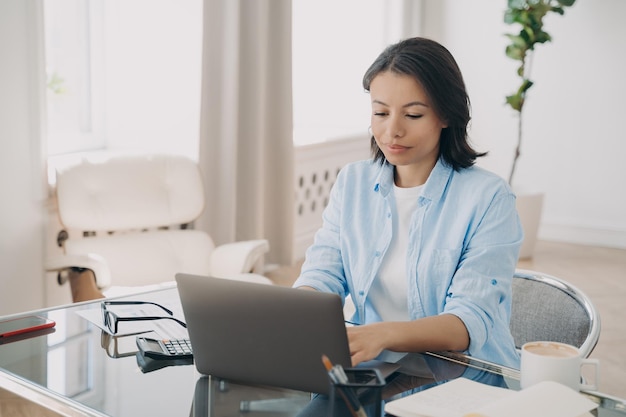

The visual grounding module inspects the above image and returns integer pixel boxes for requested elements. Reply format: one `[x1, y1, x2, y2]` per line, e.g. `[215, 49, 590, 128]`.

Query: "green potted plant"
[503, 0, 576, 258]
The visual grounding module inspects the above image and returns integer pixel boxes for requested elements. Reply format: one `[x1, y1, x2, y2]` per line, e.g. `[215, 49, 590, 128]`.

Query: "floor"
[1, 240, 625, 415]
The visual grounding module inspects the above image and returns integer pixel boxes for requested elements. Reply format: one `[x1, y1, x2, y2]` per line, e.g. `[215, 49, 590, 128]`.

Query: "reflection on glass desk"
[0, 287, 624, 417]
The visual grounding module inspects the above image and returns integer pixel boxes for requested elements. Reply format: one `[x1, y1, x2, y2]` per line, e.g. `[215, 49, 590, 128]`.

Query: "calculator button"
[161, 339, 193, 357]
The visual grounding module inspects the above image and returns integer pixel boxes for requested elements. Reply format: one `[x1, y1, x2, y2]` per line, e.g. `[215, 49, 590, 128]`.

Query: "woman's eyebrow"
[372, 99, 429, 108]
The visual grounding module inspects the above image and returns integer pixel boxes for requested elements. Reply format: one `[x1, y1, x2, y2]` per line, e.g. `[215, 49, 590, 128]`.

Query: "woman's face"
[369, 71, 447, 187]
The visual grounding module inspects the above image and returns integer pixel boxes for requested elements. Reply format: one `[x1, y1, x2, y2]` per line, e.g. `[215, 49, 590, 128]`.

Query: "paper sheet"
[384, 378, 598, 417]
[385, 378, 512, 417]
[475, 380, 598, 417]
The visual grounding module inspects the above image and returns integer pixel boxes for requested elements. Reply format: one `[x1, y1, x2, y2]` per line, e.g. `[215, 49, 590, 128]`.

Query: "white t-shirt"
[369, 183, 423, 322]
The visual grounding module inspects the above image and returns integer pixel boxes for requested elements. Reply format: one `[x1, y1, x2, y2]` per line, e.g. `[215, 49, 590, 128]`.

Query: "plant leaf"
[505, 34, 527, 48]
[506, 44, 525, 61]
[534, 30, 552, 44]
[508, 0, 527, 9]
[506, 93, 523, 112]
[519, 79, 534, 94]
[558, 0, 576, 7]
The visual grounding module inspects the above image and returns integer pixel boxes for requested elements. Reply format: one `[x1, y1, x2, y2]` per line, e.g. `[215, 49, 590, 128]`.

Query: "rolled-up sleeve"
[442, 190, 523, 359]
[293, 168, 348, 297]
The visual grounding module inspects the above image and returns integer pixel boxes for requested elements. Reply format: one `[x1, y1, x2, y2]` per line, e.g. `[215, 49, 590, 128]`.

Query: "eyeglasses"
[101, 301, 187, 335]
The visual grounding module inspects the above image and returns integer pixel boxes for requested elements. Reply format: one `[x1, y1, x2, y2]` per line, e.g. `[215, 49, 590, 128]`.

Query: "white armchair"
[46, 153, 271, 302]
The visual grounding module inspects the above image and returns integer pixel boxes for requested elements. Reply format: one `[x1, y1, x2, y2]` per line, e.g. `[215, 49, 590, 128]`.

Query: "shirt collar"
[372, 158, 453, 203]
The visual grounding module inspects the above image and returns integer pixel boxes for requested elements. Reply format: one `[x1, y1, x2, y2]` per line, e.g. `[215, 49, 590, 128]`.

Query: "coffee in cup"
[520, 341, 599, 391]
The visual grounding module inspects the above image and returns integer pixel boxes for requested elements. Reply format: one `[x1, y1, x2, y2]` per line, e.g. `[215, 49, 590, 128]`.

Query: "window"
[44, 0, 105, 155]
[44, 1, 421, 155]
[44, 0, 203, 160]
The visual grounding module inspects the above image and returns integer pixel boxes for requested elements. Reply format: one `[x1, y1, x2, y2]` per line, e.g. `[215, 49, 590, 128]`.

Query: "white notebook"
[384, 377, 597, 417]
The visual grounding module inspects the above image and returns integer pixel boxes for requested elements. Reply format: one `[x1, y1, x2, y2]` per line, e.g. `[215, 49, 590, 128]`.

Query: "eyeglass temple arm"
[103, 301, 174, 315]
[116, 316, 187, 328]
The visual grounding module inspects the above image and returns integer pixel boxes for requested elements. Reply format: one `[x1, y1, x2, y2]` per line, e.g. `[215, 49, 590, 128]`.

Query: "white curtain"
[196, 0, 294, 266]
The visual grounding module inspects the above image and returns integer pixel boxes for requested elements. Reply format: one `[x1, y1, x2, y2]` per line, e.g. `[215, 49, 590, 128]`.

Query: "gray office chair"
[510, 269, 601, 358]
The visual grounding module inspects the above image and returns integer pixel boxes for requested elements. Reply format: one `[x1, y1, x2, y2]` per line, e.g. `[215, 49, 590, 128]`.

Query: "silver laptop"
[176, 273, 355, 394]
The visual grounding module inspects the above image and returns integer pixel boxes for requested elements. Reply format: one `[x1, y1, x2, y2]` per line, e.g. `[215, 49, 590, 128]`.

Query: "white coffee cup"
[520, 341, 599, 391]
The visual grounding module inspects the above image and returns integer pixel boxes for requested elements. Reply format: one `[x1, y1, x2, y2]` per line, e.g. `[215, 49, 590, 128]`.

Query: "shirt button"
[375, 251, 381, 257]
[491, 279, 497, 285]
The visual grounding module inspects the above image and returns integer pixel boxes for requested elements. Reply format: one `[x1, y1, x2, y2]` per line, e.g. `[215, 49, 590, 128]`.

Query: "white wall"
[421, 0, 626, 248]
[0, 0, 47, 315]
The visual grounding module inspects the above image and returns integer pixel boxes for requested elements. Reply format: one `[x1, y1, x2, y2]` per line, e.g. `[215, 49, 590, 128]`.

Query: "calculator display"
[144, 340, 163, 351]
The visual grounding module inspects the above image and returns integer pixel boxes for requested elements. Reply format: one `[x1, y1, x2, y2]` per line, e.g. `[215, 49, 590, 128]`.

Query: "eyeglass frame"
[101, 301, 187, 335]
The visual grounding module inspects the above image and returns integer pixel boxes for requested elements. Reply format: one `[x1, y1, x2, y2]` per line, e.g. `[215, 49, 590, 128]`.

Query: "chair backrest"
[510, 269, 601, 358]
[56, 153, 204, 231]
[55, 153, 213, 287]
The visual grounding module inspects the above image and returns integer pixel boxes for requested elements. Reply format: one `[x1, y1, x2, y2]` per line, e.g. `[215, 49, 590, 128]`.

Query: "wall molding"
[292, 135, 370, 263]
[539, 223, 626, 250]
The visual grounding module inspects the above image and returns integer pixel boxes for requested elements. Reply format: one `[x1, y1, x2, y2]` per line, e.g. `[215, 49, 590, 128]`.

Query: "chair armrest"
[210, 239, 270, 278]
[46, 253, 112, 288]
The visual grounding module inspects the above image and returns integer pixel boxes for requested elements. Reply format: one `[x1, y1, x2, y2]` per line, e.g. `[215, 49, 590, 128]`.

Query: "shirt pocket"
[415, 248, 461, 315]
[432, 249, 459, 272]
[432, 248, 461, 284]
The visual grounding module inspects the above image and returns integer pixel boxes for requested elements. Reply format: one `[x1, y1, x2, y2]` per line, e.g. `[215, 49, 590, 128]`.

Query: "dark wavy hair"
[362, 37, 486, 170]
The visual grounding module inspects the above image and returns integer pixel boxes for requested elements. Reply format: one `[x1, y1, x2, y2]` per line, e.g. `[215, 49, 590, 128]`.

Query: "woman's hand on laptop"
[347, 322, 389, 366]
[347, 315, 470, 366]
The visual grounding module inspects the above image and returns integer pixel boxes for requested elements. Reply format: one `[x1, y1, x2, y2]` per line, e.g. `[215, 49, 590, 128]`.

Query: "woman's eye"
[406, 114, 423, 119]
[373, 112, 387, 117]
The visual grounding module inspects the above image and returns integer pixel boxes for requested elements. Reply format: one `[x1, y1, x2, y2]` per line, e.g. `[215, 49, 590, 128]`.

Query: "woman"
[293, 37, 523, 370]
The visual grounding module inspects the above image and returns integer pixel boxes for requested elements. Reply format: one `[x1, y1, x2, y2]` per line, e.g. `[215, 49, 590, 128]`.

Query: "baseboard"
[539, 223, 626, 250]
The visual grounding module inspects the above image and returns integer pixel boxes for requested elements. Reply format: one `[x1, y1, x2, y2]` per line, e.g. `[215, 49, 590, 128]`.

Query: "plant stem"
[508, 110, 523, 185]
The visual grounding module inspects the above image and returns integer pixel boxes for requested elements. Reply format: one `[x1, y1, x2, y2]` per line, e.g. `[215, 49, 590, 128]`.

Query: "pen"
[322, 355, 367, 417]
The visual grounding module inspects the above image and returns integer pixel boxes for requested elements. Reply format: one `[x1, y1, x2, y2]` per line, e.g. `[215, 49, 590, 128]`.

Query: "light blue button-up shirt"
[293, 158, 523, 369]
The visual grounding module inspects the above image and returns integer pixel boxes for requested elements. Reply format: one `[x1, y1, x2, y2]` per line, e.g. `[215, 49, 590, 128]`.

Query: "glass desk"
[1, 286, 625, 417]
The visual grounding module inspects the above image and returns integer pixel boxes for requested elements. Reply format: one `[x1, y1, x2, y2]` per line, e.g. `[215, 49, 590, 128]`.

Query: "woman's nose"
[386, 115, 405, 138]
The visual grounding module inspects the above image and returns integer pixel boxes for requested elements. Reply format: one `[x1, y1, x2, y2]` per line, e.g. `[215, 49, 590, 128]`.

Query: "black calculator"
[136, 336, 193, 360]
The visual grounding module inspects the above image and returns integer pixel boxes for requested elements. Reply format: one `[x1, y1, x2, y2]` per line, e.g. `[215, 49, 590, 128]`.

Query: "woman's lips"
[384, 143, 410, 154]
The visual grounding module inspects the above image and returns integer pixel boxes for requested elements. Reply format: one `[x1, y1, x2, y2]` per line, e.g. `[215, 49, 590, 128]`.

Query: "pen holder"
[328, 368, 385, 417]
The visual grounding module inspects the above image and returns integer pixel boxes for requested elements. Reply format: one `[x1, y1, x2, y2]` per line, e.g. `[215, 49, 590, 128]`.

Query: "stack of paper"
[384, 377, 597, 417]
